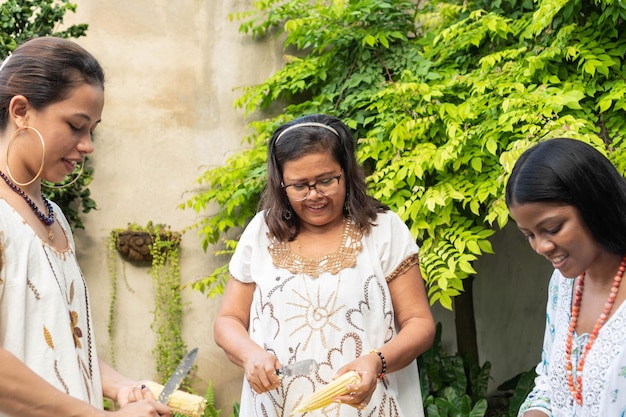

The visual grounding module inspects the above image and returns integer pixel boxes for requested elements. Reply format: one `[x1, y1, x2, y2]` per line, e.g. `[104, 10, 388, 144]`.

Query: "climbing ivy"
[183, 0, 626, 309]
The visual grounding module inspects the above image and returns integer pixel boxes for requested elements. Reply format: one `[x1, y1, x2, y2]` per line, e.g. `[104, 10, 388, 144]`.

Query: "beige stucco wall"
[59, 0, 551, 412]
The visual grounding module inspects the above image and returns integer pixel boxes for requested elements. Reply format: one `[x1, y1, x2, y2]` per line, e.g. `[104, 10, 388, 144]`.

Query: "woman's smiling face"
[508, 201, 601, 278]
[28, 83, 104, 184]
[282, 149, 345, 230]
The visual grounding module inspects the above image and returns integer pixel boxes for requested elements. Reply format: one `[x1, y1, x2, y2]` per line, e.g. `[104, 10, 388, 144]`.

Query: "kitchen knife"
[275, 359, 319, 378]
[158, 347, 199, 404]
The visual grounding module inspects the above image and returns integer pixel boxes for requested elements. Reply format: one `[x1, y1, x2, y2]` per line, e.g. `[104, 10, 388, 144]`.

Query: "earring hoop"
[6, 126, 46, 187]
[42, 160, 85, 189]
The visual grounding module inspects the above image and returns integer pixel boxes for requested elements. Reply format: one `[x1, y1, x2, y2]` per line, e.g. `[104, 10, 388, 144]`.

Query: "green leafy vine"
[148, 225, 187, 383]
[106, 223, 186, 383]
[183, 0, 626, 311]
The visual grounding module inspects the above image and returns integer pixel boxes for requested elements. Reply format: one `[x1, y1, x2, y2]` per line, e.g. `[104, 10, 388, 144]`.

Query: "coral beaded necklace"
[565, 255, 626, 405]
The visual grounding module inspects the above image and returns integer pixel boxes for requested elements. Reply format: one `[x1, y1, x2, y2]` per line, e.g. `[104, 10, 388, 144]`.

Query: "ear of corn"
[144, 380, 207, 417]
[292, 370, 361, 414]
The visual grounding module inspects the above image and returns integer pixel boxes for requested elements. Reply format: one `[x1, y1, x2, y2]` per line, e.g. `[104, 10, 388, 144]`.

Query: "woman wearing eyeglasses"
[214, 114, 435, 417]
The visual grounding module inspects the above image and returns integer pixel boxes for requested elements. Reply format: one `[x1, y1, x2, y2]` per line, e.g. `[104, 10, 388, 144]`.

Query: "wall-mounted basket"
[113, 224, 181, 263]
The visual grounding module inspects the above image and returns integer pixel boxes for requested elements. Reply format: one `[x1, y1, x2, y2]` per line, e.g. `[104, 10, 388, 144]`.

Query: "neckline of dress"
[269, 217, 363, 277]
[566, 275, 626, 338]
[0, 197, 71, 254]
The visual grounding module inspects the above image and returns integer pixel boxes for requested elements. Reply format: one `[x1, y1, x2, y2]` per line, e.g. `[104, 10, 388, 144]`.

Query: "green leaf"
[190, 0, 626, 311]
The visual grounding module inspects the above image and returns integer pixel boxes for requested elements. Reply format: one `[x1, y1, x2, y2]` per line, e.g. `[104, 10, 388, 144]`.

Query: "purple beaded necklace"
[0, 169, 54, 226]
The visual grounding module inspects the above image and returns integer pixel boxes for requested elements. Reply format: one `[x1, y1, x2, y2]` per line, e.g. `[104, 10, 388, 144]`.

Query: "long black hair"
[505, 138, 626, 255]
[261, 114, 386, 241]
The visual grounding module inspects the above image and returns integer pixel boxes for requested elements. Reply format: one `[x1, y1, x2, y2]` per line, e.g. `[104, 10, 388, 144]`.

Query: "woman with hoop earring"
[0, 38, 171, 417]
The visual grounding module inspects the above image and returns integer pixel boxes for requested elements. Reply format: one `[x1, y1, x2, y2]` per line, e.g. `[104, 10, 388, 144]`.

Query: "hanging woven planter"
[114, 225, 181, 263]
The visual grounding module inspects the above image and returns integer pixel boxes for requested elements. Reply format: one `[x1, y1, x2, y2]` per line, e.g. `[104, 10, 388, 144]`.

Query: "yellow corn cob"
[144, 380, 207, 417]
[293, 370, 361, 414]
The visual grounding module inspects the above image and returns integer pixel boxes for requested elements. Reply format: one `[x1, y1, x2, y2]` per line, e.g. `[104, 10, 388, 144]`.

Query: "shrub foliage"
[183, 0, 626, 308]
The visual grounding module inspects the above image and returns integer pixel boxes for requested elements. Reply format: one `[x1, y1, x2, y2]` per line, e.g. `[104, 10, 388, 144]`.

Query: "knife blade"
[275, 359, 319, 378]
[158, 347, 198, 404]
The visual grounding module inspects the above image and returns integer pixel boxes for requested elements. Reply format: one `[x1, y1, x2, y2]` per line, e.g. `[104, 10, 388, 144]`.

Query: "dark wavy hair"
[505, 138, 626, 255]
[0, 36, 105, 130]
[261, 114, 387, 241]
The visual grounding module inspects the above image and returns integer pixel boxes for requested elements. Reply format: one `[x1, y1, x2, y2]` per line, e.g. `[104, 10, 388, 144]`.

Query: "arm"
[0, 347, 103, 417]
[335, 263, 436, 407]
[0, 348, 171, 417]
[522, 411, 549, 417]
[213, 277, 281, 394]
[99, 359, 161, 408]
[377, 263, 436, 371]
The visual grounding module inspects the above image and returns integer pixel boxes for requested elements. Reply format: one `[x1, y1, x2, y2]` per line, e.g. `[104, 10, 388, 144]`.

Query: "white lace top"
[0, 199, 103, 415]
[519, 269, 626, 416]
[230, 210, 425, 417]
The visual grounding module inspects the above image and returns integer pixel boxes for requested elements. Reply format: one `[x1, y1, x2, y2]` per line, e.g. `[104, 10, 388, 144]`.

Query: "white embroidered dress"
[230, 210, 425, 417]
[519, 269, 626, 416]
[0, 199, 103, 415]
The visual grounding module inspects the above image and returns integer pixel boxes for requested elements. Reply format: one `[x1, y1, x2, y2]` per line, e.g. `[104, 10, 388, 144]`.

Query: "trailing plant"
[0, 0, 95, 230]
[148, 225, 187, 383]
[418, 323, 489, 417]
[105, 228, 130, 367]
[106, 223, 186, 383]
[182, 0, 626, 312]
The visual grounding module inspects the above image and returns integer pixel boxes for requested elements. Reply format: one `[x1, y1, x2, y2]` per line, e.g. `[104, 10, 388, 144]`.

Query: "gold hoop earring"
[6, 126, 46, 187]
[42, 160, 85, 189]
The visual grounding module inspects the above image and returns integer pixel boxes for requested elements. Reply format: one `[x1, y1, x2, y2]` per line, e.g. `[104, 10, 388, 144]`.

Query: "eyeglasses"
[281, 173, 343, 201]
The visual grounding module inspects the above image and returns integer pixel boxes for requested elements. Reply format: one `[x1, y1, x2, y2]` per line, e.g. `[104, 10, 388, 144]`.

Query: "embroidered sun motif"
[286, 278, 345, 351]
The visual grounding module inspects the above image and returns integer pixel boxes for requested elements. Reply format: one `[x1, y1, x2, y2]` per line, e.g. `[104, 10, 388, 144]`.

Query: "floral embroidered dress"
[230, 210, 425, 417]
[518, 269, 626, 416]
[0, 199, 103, 415]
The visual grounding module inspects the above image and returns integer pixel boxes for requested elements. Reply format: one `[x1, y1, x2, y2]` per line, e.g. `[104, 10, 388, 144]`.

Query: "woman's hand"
[98, 358, 172, 416]
[116, 383, 153, 407]
[332, 354, 380, 409]
[108, 398, 172, 417]
[214, 279, 284, 394]
[243, 349, 282, 394]
[112, 382, 172, 417]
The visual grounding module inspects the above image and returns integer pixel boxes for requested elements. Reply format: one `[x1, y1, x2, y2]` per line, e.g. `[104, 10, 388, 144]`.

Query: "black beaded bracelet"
[370, 349, 386, 379]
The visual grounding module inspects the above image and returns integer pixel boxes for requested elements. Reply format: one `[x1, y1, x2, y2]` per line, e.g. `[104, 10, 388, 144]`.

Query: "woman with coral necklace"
[506, 138, 626, 416]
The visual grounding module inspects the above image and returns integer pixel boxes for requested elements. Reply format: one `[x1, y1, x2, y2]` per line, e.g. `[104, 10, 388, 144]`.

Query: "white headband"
[275, 122, 340, 144]
[0, 53, 11, 73]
